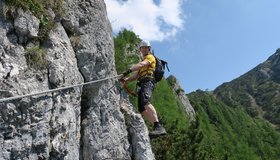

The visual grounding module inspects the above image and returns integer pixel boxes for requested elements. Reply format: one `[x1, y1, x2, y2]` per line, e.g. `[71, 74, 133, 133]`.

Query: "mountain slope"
[214, 49, 280, 128]
[189, 91, 280, 159]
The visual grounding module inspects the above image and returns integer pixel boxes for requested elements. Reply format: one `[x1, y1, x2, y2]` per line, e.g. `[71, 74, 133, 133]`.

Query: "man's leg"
[142, 103, 159, 124]
[138, 80, 166, 136]
[142, 104, 166, 136]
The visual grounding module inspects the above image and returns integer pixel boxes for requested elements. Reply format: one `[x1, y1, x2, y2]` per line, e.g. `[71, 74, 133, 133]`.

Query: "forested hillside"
[114, 29, 280, 159]
[189, 91, 280, 159]
[214, 49, 280, 129]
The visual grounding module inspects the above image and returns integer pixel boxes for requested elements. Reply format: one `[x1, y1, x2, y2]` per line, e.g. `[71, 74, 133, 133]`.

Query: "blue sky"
[104, 0, 280, 93]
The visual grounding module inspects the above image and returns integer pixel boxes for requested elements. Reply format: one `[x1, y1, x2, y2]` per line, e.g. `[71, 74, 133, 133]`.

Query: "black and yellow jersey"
[138, 53, 156, 78]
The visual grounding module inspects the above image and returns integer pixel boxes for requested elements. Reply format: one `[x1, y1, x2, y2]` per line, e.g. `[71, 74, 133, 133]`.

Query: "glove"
[118, 77, 125, 83]
[122, 69, 132, 77]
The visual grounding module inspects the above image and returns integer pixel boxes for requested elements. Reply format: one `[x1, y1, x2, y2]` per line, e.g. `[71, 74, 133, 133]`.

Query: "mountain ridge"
[214, 48, 280, 129]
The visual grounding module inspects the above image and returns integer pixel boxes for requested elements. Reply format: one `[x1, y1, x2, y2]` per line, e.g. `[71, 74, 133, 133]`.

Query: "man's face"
[140, 46, 150, 55]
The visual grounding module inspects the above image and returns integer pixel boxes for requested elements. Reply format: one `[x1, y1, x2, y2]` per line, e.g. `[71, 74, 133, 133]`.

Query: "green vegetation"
[151, 116, 205, 160]
[152, 79, 188, 129]
[189, 91, 280, 159]
[5, 0, 65, 41]
[114, 29, 141, 73]
[25, 46, 47, 69]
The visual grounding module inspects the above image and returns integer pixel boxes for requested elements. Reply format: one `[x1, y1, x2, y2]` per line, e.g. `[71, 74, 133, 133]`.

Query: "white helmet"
[139, 40, 151, 49]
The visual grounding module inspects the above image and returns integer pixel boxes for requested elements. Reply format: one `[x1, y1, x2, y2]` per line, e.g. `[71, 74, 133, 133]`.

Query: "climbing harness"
[0, 75, 123, 103]
[122, 81, 137, 97]
[118, 76, 137, 97]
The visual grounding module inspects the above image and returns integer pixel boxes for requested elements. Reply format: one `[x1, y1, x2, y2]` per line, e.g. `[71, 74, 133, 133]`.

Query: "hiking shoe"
[149, 125, 167, 137]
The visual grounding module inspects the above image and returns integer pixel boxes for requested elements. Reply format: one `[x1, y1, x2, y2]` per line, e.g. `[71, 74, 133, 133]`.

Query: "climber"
[120, 40, 167, 138]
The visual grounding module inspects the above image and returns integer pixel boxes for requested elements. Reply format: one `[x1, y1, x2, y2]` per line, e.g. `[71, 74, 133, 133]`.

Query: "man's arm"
[130, 60, 150, 71]
[121, 59, 150, 82]
[124, 72, 139, 82]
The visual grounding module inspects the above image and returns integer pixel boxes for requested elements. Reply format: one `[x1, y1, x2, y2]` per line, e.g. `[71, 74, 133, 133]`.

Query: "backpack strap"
[161, 60, 170, 72]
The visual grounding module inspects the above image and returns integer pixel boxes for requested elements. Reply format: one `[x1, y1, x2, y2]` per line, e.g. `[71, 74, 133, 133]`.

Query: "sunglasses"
[140, 46, 150, 49]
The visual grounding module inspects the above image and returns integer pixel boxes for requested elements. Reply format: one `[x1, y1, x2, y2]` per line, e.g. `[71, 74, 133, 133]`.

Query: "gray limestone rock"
[14, 9, 40, 44]
[1, 5, 83, 159]
[0, 0, 155, 159]
[119, 97, 155, 160]
[63, 0, 131, 159]
[167, 75, 196, 121]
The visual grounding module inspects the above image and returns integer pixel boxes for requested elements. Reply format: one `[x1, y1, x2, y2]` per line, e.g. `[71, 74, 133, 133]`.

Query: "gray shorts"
[137, 78, 155, 113]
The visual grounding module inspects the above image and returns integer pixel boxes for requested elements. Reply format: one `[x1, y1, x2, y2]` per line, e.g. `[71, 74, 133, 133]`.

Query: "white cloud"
[104, 0, 184, 42]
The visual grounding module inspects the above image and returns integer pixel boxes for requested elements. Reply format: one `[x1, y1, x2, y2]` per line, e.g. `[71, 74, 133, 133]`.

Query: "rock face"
[0, 0, 154, 160]
[14, 9, 40, 43]
[62, 1, 130, 159]
[167, 75, 196, 121]
[0, 6, 84, 160]
[119, 93, 155, 160]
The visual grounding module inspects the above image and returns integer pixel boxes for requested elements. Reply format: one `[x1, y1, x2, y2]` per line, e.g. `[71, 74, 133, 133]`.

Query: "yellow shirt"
[139, 54, 156, 77]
